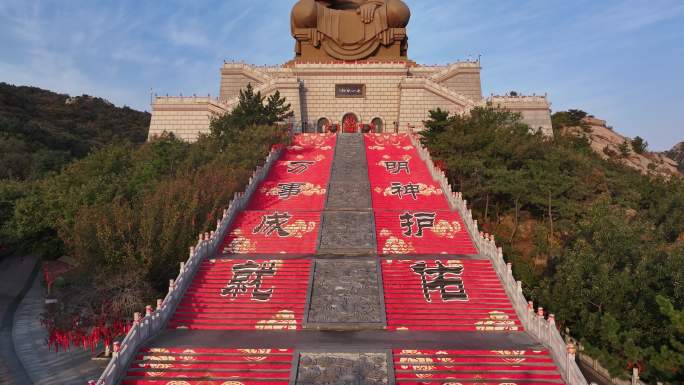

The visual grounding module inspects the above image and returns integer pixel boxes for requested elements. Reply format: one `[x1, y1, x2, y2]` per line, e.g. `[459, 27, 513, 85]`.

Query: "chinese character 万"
[253, 212, 292, 237]
[410, 261, 468, 303]
[384, 161, 410, 175]
[277, 183, 303, 200]
[220, 260, 277, 301]
[390, 182, 420, 200]
[399, 212, 436, 237]
[287, 161, 315, 174]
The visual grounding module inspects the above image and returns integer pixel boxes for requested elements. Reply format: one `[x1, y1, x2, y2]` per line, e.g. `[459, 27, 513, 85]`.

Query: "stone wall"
[292, 63, 408, 128]
[148, 61, 553, 141]
[489, 95, 553, 136]
[398, 77, 478, 131]
[148, 97, 227, 141]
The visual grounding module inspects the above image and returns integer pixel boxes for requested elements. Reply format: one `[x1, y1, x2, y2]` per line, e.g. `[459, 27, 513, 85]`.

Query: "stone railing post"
[632, 367, 639, 385]
[567, 343, 577, 381]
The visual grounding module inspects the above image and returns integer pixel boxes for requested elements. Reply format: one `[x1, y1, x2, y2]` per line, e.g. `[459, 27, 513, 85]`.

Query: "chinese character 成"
[253, 212, 292, 237]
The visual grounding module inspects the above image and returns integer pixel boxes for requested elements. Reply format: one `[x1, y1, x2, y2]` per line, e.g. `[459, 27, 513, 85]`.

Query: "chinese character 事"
[253, 212, 292, 237]
[410, 261, 469, 303]
[384, 161, 410, 175]
[400, 212, 436, 237]
[277, 183, 304, 200]
[287, 161, 315, 174]
[390, 182, 420, 200]
[221, 260, 276, 301]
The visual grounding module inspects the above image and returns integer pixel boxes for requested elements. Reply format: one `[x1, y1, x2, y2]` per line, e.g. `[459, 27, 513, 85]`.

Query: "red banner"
[382, 260, 522, 331]
[219, 211, 321, 255]
[393, 349, 563, 384]
[169, 259, 310, 331]
[375, 211, 477, 255]
[125, 348, 293, 385]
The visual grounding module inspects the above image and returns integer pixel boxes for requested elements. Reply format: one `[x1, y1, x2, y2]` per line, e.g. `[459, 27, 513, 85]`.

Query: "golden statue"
[291, 0, 411, 61]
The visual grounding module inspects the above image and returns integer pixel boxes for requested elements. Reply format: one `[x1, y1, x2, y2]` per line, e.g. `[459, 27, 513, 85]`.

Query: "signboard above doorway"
[335, 84, 365, 98]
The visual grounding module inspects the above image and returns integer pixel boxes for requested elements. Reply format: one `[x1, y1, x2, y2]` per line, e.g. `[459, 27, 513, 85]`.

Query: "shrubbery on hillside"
[0, 83, 150, 180]
[421, 107, 684, 383]
[0, 87, 288, 351]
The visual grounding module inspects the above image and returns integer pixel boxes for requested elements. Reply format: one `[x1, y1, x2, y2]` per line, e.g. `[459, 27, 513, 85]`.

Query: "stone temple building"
[95, 3, 590, 385]
[148, 0, 554, 141]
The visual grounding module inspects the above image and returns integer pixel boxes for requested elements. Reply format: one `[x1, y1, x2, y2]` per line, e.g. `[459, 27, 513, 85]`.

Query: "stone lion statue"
[291, 0, 411, 61]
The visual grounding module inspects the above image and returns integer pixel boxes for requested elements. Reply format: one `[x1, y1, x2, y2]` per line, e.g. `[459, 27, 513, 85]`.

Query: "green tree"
[618, 140, 631, 157]
[210, 84, 293, 147]
[631, 136, 648, 154]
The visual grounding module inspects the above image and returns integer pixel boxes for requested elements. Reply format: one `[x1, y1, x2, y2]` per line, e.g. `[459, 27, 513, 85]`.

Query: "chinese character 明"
[399, 212, 436, 237]
[410, 261, 468, 302]
[221, 260, 276, 301]
[287, 161, 315, 174]
[253, 212, 292, 237]
[391, 182, 420, 200]
[278, 183, 303, 200]
[384, 161, 410, 175]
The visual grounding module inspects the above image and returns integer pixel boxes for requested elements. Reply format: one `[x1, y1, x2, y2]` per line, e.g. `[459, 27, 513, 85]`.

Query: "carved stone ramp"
[308, 134, 383, 331]
[317, 133, 376, 255]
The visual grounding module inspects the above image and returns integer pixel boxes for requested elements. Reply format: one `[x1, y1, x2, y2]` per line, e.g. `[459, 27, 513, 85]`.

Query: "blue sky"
[1, 0, 682, 150]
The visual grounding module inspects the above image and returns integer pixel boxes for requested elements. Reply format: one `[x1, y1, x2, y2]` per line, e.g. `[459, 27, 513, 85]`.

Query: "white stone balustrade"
[93, 145, 284, 385]
[409, 133, 588, 385]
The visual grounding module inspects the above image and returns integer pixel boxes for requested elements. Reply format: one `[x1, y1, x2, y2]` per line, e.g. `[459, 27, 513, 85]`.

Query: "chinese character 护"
[410, 261, 468, 302]
[399, 212, 436, 237]
[253, 212, 292, 237]
[221, 260, 277, 301]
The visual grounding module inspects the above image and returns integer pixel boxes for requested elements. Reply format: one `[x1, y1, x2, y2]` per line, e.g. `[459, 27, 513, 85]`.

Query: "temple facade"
[148, 0, 553, 141]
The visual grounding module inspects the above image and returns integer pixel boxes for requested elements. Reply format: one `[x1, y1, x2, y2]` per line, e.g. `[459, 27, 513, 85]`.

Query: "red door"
[343, 114, 358, 133]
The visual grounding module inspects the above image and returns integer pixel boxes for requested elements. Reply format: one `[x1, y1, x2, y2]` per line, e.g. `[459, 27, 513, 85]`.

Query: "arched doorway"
[371, 117, 384, 133]
[342, 113, 358, 133]
[316, 117, 330, 133]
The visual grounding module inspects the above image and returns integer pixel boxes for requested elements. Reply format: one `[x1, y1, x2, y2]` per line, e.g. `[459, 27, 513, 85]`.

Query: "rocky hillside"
[0, 83, 150, 180]
[664, 142, 684, 171]
[560, 116, 681, 178]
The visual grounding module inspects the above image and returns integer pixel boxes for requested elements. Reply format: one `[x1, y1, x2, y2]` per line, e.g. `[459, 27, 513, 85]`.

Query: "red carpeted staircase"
[111, 133, 570, 385]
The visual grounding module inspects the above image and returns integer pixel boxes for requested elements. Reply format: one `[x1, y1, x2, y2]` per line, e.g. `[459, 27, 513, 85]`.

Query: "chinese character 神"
[287, 161, 315, 174]
[390, 182, 420, 200]
[253, 212, 292, 237]
[277, 183, 303, 200]
[410, 261, 469, 303]
[384, 161, 410, 175]
[220, 260, 276, 301]
[399, 212, 436, 237]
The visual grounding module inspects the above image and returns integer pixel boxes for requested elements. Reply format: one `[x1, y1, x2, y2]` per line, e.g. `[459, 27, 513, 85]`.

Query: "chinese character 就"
[253, 212, 292, 237]
[277, 183, 303, 200]
[399, 212, 436, 237]
[287, 161, 315, 174]
[384, 161, 410, 175]
[221, 260, 277, 301]
[410, 261, 468, 302]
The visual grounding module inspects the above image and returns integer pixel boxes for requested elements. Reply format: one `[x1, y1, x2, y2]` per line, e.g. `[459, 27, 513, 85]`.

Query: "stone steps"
[118, 133, 566, 385]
